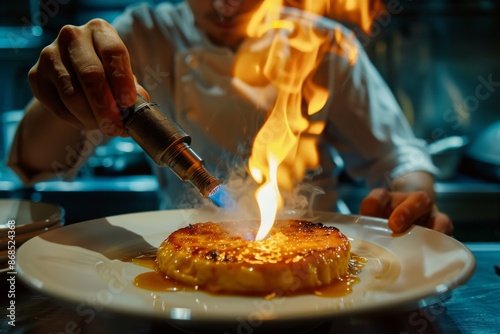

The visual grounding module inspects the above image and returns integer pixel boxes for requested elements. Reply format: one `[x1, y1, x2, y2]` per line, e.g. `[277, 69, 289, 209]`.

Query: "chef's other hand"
[359, 188, 454, 235]
[28, 19, 149, 136]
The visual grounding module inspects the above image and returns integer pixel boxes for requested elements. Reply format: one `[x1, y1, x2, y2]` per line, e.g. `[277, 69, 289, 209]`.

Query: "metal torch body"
[121, 96, 221, 198]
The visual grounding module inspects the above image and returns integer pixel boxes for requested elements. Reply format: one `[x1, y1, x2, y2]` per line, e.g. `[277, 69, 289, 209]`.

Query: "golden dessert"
[156, 220, 351, 295]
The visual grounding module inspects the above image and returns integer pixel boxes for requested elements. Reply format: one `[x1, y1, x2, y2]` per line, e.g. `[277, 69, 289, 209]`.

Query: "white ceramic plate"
[16, 209, 475, 326]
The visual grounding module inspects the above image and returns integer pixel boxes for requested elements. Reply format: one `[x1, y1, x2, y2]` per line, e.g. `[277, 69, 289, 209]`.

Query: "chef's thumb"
[117, 82, 150, 138]
[136, 83, 150, 102]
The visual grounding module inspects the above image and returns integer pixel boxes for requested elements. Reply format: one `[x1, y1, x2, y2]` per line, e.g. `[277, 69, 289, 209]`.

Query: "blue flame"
[208, 186, 236, 209]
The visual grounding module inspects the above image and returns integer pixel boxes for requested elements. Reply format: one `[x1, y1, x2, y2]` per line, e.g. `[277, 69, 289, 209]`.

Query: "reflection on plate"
[16, 209, 475, 328]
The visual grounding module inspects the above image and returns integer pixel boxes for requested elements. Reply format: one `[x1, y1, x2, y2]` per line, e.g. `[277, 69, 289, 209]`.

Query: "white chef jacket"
[112, 1, 437, 211]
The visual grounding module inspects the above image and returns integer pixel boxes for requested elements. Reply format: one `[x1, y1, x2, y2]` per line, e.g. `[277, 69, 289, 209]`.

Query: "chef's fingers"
[92, 20, 137, 109]
[29, 44, 89, 130]
[31, 82, 85, 131]
[387, 191, 433, 234]
[425, 211, 454, 235]
[61, 21, 122, 136]
[360, 188, 392, 218]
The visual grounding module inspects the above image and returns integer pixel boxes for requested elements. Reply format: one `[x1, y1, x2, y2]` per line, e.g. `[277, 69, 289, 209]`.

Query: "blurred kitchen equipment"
[428, 136, 469, 180]
[0, 199, 64, 236]
[85, 137, 151, 176]
[1, 110, 24, 162]
[122, 95, 221, 198]
[466, 120, 500, 181]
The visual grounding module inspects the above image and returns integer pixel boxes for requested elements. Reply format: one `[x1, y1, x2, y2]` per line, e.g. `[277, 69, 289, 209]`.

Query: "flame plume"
[233, 0, 383, 240]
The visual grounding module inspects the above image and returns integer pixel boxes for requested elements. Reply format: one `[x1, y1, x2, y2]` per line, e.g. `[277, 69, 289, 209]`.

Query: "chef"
[7, 0, 453, 235]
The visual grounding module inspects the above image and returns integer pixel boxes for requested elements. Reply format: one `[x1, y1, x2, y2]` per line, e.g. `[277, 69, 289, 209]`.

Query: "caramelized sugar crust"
[156, 220, 351, 294]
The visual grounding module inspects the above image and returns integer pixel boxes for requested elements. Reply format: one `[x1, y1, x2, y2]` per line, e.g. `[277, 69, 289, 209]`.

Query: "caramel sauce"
[135, 271, 195, 292]
[127, 250, 365, 298]
[129, 252, 157, 270]
[313, 254, 365, 297]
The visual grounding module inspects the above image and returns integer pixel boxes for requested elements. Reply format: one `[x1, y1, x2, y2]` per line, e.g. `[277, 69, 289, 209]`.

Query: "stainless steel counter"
[1, 242, 498, 334]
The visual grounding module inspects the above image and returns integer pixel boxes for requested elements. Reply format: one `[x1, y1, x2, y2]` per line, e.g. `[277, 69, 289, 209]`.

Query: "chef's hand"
[360, 188, 454, 235]
[28, 18, 149, 136]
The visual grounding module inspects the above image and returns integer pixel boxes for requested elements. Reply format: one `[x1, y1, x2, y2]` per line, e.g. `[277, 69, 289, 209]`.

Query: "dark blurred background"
[0, 0, 499, 241]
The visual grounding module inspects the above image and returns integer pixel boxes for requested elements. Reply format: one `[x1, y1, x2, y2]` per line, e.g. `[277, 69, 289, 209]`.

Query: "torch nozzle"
[121, 95, 221, 198]
[164, 141, 221, 197]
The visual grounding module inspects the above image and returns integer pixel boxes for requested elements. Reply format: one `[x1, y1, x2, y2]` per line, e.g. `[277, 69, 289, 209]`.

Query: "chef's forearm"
[7, 98, 85, 184]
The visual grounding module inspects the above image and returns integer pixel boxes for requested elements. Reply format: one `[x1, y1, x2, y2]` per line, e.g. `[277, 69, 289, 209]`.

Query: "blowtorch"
[120, 95, 227, 205]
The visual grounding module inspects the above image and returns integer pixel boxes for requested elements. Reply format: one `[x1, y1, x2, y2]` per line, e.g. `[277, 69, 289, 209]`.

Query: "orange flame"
[234, 0, 383, 240]
[283, 0, 385, 34]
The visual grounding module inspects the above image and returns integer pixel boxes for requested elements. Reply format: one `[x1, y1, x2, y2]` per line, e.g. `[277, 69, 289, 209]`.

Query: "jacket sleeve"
[317, 28, 437, 188]
[6, 102, 101, 185]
